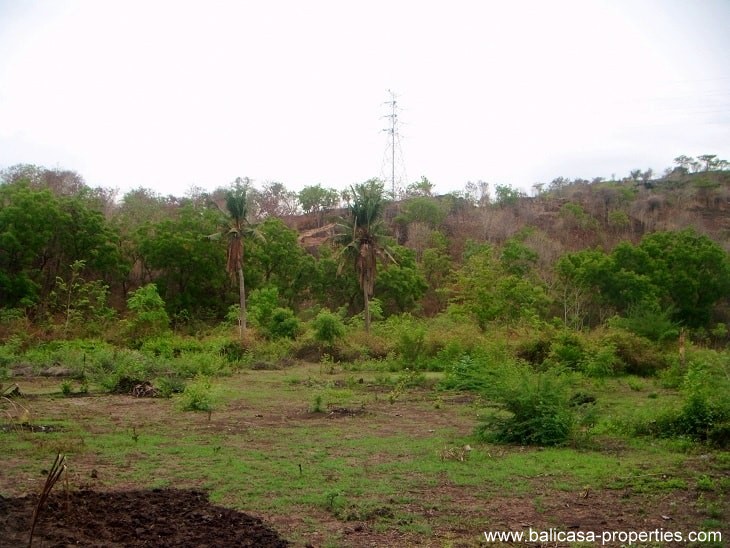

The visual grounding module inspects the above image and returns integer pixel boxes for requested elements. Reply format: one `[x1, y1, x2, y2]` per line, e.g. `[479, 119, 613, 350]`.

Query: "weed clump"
[179, 375, 219, 413]
[476, 364, 575, 446]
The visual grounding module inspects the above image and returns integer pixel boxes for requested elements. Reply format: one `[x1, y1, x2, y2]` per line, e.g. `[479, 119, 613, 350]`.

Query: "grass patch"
[1, 361, 727, 545]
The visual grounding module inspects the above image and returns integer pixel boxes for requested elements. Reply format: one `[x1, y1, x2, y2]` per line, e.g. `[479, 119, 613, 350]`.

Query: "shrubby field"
[1, 161, 729, 545]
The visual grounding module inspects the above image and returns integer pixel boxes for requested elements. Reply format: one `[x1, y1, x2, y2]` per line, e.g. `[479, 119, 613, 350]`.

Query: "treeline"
[0, 160, 729, 342]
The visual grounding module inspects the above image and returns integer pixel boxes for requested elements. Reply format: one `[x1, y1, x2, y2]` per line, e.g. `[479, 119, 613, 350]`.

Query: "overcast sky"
[1, 0, 728, 197]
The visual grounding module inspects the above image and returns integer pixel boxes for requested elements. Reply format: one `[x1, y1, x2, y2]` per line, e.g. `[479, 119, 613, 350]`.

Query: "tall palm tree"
[336, 179, 394, 332]
[210, 177, 261, 338]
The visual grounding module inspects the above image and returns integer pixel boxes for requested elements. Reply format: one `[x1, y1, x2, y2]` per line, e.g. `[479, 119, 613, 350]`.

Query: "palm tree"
[209, 177, 261, 338]
[336, 179, 394, 332]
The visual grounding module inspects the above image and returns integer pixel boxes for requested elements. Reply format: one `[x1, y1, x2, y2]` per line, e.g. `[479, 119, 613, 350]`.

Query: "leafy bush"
[267, 308, 300, 340]
[440, 354, 490, 392]
[248, 287, 280, 330]
[671, 353, 729, 446]
[580, 342, 621, 378]
[312, 309, 346, 346]
[439, 344, 513, 392]
[140, 335, 204, 359]
[247, 288, 299, 340]
[93, 348, 156, 392]
[422, 316, 482, 364]
[124, 284, 170, 345]
[377, 314, 428, 367]
[639, 351, 729, 446]
[179, 375, 219, 412]
[544, 330, 585, 370]
[515, 334, 552, 367]
[600, 328, 667, 375]
[171, 351, 229, 377]
[476, 364, 575, 446]
[608, 303, 679, 343]
[156, 375, 186, 398]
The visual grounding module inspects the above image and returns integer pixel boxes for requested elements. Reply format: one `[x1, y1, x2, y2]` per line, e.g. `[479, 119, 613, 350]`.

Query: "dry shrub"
[423, 318, 482, 358]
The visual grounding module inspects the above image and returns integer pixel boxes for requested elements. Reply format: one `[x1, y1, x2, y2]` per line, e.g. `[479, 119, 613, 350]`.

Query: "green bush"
[476, 364, 575, 446]
[544, 330, 585, 370]
[267, 308, 300, 340]
[94, 348, 156, 392]
[248, 287, 280, 330]
[140, 335, 204, 359]
[439, 343, 514, 392]
[580, 342, 621, 378]
[124, 284, 170, 345]
[422, 317, 482, 363]
[156, 376, 186, 398]
[397, 326, 426, 366]
[179, 375, 218, 412]
[311, 309, 346, 346]
[640, 351, 729, 446]
[600, 328, 667, 376]
[440, 354, 491, 392]
[608, 304, 680, 343]
[515, 334, 552, 367]
[172, 351, 229, 377]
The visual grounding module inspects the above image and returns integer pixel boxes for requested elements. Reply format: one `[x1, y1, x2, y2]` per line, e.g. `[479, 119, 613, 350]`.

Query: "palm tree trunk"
[237, 263, 246, 337]
[363, 283, 370, 333]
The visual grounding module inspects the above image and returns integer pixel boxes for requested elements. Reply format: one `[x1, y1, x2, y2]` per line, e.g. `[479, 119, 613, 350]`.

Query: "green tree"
[494, 184, 523, 207]
[405, 176, 434, 197]
[0, 179, 125, 311]
[450, 242, 547, 329]
[556, 230, 730, 328]
[0, 182, 63, 307]
[246, 217, 316, 309]
[398, 196, 450, 228]
[298, 184, 339, 225]
[336, 179, 394, 332]
[49, 259, 115, 336]
[136, 204, 228, 319]
[375, 245, 427, 314]
[629, 230, 730, 327]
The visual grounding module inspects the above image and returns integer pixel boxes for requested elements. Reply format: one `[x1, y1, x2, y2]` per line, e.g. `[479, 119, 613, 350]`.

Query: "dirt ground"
[1, 488, 289, 547]
[1, 372, 727, 547]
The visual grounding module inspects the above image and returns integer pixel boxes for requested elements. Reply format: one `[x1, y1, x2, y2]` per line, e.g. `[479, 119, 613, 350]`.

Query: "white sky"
[0, 0, 728, 197]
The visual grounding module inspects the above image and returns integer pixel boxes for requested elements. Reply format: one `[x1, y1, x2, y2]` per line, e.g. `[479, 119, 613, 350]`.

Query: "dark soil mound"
[1, 488, 289, 547]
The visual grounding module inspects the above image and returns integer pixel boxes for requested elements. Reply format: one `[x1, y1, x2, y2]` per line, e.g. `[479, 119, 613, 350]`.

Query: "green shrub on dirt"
[178, 374, 219, 412]
[633, 350, 729, 447]
[422, 316, 482, 361]
[169, 352, 230, 377]
[156, 375, 187, 397]
[140, 335, 205, 359]
[94, 349, 157, 392]
[439, 343, 514, 392]
[476, 362, 576, 446]
[515, 332, 553, 367]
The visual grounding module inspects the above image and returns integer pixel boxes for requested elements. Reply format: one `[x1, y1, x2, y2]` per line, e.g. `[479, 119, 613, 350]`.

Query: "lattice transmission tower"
[381, 89, 407, 199]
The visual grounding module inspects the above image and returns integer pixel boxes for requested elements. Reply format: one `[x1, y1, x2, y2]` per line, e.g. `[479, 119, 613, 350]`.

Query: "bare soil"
[1, 488, 289, 547]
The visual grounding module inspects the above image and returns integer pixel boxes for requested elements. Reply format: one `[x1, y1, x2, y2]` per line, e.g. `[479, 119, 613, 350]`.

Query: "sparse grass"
[1, 361, 728, 545]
